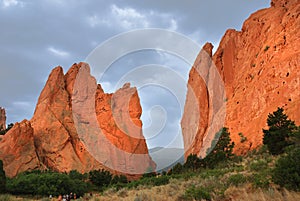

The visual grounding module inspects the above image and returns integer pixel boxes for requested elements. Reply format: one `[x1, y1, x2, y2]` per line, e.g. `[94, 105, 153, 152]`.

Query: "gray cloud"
[0, 0, 269, 148]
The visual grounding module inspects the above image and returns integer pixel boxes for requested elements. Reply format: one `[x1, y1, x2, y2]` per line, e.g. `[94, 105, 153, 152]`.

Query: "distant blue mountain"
[149, 147, 185, 172]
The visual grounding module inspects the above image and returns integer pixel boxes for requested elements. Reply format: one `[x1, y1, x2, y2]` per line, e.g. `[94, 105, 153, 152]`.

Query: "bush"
[6, 171, 88, 197]
[171, 163, 184, 175]
[89, 169, 112, 190]
[183, 186, 211, 201]
[111, 175, 128, 185]
[184, 155, 201, 171]
[273, 148, 300, 191]
[126, 175, 169, 189]
[227, 174, 247, 186]
[0, 123, 14, 135]
[249, 173, 270, 189]
[68, 170, 86, 181]
[0, 160, 6, 193]
[249, 159, 268, 172]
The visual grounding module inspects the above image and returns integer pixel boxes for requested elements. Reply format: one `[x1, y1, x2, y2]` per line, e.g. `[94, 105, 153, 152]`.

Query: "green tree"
[89, 169, 112, 189]
[6, 171, 88, 197]
[273, 148, 300, 191]
[68, 170, 85, 181]
[171, 163, 184, 174]
[289, 126, 300, 148]
[263, 107, 296, 155]
[0, 160, 6, 193]
[142, 166, 156, 178]
[111, 175, 128, 185]
[0, 123, 14, 135]
[202, 127, 235, 168]
[184, 154, 201, 171]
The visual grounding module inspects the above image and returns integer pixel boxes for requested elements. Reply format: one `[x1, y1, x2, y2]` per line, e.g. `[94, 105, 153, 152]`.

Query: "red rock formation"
[0, 62, 155, 178]
[182, 0, 300, 157]
[0, 120, 40, 177]
[0, 107, 6, 131]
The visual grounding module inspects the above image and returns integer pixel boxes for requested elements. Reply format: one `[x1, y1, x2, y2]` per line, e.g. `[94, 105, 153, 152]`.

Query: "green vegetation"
[89, 169, 112, 190]
[183, 185, 211, 201]
[1, 108, 300, 200]
[0, 123, 14, 135]
[263, 107, 296, 155]
[264, 45, 270, 51]
[0, 160, 6, 193]
[6, 171, 88, 197]
[227, 174, 247, 187]
[238, 132, 247, 143]
[273, 148, 300, 191]
[201, 127, 235, 168]
[4, 169, 128, 198]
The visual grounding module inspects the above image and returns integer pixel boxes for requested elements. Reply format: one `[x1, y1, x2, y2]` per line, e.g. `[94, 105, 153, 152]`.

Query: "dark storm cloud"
[0, 0, 269, 148]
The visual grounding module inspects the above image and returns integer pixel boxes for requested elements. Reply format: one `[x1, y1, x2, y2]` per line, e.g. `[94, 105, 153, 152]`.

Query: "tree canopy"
[263, 107, 297, 155]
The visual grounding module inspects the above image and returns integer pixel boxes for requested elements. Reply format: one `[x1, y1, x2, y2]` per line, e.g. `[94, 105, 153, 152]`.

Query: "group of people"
[51, 192, 77, 200]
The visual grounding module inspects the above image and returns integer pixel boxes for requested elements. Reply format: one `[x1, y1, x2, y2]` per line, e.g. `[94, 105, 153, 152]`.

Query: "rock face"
[0, 107, 6, 130]
[0, 120, 40, 177]
[0, 62, 155, 178]
[182, 0, 300, 157]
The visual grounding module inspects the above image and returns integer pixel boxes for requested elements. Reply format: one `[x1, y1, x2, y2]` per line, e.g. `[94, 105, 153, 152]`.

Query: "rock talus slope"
[182, 0, 300, 157]
[0, 63, 155, 178]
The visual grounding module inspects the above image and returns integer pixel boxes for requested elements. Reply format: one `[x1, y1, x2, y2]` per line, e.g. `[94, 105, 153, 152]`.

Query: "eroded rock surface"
[0, 63, 155, 178]
[182, 0, 300, 157]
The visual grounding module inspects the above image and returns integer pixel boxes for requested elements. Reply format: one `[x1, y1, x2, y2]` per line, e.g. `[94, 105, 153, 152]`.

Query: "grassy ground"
[2, 149, 300, 201]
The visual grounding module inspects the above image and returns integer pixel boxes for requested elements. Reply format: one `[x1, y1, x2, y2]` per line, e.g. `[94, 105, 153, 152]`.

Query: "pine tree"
[263, 107, 296, 155]
[184, 154, 201, 171]
[202, 127, 235, 168]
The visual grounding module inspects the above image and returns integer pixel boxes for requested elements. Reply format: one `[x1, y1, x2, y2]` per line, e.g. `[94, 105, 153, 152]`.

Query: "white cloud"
[169, 19, 178, 31]
[12, 101, 31, 107]
[111, 4, 144, 19]
[88, 15, 110, 28]
[111, 4, 149, 29]
[2, 0, 20, 8]
[48, 47, 70, 57]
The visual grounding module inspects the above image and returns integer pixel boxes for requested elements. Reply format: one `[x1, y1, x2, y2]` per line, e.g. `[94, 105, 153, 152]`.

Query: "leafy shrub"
[111, 175, 128, 185]
[171, 163, 184, 175]
[227, 174, 247, 186]
[6, 171, 88, 197]
[89, 169, 112, 190]
[249, 159, 268, 172]
[184, 154, 201, 171]
[199, 169, 229, 179]
[126, 175, 169, 189]
[0, 123, 14, 135]
[273, 148, 300, 191]
[249, 173, 270, 189]
[68, 170, 87, 181]
[183, 186, 211, 201]
[0, 160, 6, 193]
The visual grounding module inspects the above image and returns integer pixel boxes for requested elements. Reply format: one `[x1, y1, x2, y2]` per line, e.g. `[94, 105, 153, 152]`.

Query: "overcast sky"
[0, 0, 269, 149]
